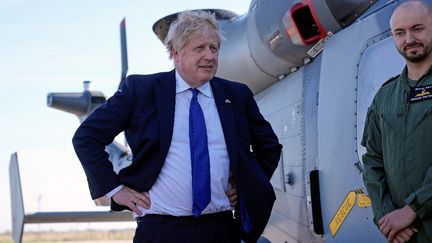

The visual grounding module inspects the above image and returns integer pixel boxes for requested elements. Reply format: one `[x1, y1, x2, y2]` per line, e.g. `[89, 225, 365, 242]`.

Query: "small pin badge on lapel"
[225, 99, 231, 104]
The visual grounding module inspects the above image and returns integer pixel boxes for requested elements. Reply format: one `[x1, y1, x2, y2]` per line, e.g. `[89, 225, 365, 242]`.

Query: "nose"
[405, 31, 416, 43]
[203, 47, 217, 60]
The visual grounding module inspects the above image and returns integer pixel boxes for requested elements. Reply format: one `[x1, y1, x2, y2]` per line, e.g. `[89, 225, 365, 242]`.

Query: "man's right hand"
[378, 205, 417, 241]
[112, 186, 151, 215]
[391, 226, 418, 243]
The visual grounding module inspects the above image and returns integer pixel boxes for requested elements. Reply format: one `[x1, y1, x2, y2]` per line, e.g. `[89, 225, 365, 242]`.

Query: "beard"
[398, 40, 432, 63]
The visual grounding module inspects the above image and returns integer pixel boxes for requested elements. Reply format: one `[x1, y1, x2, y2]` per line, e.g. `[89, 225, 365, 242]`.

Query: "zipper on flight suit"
[402, 87, 410, 199]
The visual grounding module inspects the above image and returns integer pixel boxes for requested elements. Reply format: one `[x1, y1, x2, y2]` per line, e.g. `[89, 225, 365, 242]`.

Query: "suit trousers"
[133, 211, 241, 243]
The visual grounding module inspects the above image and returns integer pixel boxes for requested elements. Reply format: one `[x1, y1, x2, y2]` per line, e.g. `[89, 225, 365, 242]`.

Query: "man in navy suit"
[73, 10, 282, 243]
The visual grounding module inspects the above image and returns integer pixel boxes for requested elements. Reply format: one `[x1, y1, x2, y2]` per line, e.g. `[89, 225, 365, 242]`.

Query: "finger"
[227, 187, 238, 206]
[388, 229, 397, 242]
[136, 192, 151, 206]
[128, 201, 143, 216]
[144, 193, 151, 207]
[395, 233, 407, 242]
[135, 197, 151, 209]
[122, 188, 150, 211]
[378, 216, 385, 226]
[403, 228, 414, 237]
[381, 224, 390, 237]
[230, 196, 238, 207]
[398, 229, 410, 240]
[392, 237, 402, 243]
[379, 219, 387, 233]
[230, 200, 237, 207]
[225, 188, 236, 197]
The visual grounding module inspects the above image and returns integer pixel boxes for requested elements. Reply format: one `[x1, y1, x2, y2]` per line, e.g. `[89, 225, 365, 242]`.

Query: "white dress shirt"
[107, 71, 233, 216]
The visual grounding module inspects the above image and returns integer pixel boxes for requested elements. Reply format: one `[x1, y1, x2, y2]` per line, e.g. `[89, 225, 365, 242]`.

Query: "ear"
[172, 48, 180, 62]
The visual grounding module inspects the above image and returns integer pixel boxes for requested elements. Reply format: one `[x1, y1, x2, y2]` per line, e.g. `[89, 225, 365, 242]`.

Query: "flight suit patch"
[409, 85, 432, 103]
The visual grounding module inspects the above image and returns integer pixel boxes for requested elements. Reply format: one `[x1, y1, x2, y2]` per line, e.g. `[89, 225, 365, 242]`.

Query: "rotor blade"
[119, 18, 129, 89]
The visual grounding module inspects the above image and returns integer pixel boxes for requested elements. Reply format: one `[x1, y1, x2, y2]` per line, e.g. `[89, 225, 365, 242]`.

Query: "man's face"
[390, 4, 432, 63]
[173, 27, 219, 87]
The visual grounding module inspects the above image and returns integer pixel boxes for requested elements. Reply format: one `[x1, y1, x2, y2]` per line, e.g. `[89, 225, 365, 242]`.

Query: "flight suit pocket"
[411, 106, 432, 167]
[380, 113, 399, 166]
[380, 113, 398, 133]
[412, 106, 432, 130]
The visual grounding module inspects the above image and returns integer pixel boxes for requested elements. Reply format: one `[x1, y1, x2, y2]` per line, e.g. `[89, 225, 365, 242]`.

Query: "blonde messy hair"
[164, 10, 224, 59]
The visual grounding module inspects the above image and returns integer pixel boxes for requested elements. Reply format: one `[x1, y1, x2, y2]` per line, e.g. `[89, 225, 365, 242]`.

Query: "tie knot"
[191, 88, 199, 99]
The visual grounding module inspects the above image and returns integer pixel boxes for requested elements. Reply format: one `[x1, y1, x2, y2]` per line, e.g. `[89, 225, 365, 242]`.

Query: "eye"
[413, 26, 424, 33]
[393, 30, 405, 37]
[210, 45, 218, 53]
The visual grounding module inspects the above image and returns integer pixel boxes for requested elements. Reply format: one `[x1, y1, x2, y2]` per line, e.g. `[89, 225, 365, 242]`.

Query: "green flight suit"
[362, 66, 432, 242]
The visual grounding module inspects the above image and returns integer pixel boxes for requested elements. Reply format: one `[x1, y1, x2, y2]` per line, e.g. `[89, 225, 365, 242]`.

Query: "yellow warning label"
[357, 193, 371, 208]
[329, 191, 356, 237]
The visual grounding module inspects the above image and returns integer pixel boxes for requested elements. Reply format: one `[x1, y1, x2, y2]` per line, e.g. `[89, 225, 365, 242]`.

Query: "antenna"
[119, 18, 129, 89]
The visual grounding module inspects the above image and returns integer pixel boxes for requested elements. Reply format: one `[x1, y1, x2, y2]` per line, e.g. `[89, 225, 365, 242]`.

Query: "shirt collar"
[175, 70, 213, 98]
[400, 64, 432, 82]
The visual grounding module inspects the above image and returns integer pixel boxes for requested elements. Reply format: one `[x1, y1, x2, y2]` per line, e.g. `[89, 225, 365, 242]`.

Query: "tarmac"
[33, 241, 131, 243]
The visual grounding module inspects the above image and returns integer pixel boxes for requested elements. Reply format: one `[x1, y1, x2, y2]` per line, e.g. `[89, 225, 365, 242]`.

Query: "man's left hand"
[226, 182, 238, 207]
[391, 226, 418, 243]
[378, 205, 417, 242]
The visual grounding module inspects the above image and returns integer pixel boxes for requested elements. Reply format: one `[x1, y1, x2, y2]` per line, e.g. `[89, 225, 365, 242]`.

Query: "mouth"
[404, 43, 423, 52]
[198, 65, 215, 71]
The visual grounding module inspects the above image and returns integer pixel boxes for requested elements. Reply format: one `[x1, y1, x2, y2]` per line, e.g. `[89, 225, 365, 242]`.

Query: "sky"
[0, 0, 250, 233]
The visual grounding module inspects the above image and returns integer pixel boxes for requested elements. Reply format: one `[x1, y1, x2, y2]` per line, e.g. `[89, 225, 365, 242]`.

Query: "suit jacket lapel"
[210, 78, 238, 173]
[155, 70, 176, 161]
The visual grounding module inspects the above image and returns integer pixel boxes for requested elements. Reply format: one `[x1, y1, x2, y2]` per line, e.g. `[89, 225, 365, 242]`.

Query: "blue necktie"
[189, 88, 211, 217]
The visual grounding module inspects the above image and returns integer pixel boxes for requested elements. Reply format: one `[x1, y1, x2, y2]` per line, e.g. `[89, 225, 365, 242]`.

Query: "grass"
[0, 229, 134, 242]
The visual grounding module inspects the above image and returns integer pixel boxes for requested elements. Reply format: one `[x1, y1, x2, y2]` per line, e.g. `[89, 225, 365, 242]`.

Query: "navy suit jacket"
[73, 70, 282, 241]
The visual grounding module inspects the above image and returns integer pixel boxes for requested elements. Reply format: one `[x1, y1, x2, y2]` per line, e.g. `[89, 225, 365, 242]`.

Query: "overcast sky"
[0, 0, 249, 233]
